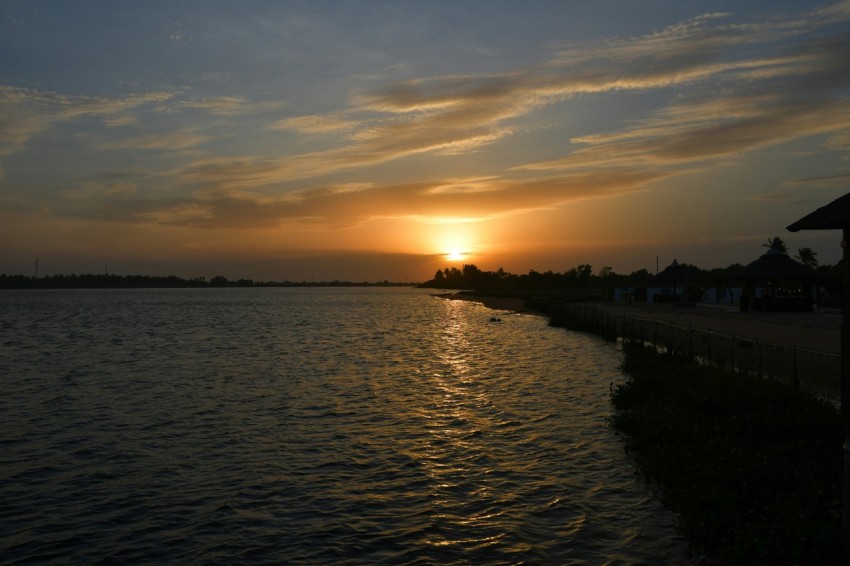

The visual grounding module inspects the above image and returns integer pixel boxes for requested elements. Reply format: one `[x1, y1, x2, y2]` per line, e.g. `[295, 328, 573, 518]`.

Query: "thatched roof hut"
[736, 248, 814, 311]
[647, 259, 693, 303]
[737, 248, 815, 280]
[787, 192, 850, 232]
[653, 259, 688, 285]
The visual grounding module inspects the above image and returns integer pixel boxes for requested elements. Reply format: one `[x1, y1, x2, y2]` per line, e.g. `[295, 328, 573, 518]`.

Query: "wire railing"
[548, 302, 840, 402]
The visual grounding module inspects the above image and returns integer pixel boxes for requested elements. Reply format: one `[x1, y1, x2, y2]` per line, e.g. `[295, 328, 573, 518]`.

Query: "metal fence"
[550, 302, 840, 403]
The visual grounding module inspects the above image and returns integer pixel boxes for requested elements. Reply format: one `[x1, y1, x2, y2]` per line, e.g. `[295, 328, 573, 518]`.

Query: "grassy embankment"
[549, 308, 846, 565]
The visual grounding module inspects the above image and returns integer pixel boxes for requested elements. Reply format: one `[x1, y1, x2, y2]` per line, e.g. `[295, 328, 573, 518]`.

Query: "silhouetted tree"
[795, 247, 818, 268]
[462, 264, 482, 282]
[763, 236, 788, 254]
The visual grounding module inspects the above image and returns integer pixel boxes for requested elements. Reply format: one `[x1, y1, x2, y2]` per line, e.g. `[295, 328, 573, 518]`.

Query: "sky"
[2, 0, 850, 282]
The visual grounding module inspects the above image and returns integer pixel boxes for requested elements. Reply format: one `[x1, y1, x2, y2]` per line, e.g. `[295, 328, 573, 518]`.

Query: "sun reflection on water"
[411, 298, 511, 551]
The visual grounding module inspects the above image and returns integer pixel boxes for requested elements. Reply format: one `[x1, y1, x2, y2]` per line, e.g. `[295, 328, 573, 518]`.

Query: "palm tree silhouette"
[794, 247, 818, 269]
[763, 236, 788, 254]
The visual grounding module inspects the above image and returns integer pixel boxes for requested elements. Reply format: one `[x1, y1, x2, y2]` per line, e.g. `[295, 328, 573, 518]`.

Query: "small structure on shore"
[736, 246, 815, 311]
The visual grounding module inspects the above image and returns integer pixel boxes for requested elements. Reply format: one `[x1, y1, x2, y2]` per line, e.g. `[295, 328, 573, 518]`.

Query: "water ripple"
[0, 288, 691, 564]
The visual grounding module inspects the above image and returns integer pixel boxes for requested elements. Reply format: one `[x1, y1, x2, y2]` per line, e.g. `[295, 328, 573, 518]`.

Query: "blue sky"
[2, 1, 850, 281]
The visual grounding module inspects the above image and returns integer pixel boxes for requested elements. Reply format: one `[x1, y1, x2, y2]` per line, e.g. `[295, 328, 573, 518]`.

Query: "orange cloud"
[519, 92, 850, 173]
[77, 167, 668, 231]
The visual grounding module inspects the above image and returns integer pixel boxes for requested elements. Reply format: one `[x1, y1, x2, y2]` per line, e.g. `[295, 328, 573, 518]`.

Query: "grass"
[611, 342, 845, 564]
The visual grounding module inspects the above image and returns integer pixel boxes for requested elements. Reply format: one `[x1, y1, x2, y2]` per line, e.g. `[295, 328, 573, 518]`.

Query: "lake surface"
[0, 287, 690, 564]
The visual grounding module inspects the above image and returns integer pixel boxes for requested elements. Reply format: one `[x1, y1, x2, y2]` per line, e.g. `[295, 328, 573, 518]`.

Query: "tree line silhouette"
[422, 254, 842, 303]
[1, 238, 838, 295]
[0, 273, 411, 289]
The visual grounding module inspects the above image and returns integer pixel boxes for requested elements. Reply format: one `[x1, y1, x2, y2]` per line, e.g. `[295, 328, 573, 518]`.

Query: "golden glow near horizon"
[429, 221, 480, 264]
[1, 2, 849, 281]
[445, 250, 468, 263]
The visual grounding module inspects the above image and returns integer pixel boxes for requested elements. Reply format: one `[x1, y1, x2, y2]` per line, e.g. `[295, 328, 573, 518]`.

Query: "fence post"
[667, 323, 673, 353]
[792, 348, 799, 388]
[688, 327, 693, 358]
[757, 343, 763, 378]
[730, 339, 736, 373]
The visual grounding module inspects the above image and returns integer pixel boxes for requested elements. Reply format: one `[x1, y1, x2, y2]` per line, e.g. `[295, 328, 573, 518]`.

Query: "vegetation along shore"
[469, 291, 846, 564]
[610, 342, 843, 565]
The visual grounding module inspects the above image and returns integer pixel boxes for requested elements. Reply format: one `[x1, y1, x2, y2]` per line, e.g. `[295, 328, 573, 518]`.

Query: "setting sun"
[430, 222, 480, 265]
[445, 250, 468, 262]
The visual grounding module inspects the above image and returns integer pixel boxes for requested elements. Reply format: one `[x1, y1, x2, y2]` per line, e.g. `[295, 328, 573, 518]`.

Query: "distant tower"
[34, 258, 39, 279]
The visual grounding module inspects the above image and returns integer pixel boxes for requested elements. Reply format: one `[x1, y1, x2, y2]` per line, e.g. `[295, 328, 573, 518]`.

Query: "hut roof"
[787, 192, 850, 231]
[653, 259, 687, 284]
[736, 248, 814, 279]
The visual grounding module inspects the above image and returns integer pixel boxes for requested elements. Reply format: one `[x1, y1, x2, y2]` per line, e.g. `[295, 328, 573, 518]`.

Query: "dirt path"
[434, 292, 841, 354]
[596, 303, 841, 355]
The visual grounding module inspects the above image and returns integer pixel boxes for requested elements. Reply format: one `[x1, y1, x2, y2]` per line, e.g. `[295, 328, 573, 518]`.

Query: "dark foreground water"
[1, 287, 690, 564]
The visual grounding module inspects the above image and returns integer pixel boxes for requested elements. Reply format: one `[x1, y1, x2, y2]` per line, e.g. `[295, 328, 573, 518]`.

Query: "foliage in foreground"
[611, 342, 845, 565]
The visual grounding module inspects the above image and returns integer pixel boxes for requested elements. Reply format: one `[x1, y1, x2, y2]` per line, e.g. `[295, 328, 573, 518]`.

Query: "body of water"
[1, 287, 690, 564]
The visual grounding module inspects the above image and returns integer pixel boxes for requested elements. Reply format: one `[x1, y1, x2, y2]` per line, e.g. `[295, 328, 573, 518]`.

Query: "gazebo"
[787, 191, 850, 544]
[735, 247, 815, 311]
[648, 259, 689, 303]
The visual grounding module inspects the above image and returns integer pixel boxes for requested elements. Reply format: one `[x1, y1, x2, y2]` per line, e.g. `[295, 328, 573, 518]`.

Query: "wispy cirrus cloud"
[0, 86, 177, 156]
[814, 0, 850, 19]
[158, 96, 287, 116]
[783, 171, 850, 188]
[80, 167, 668, 230]
[269, 114, 360, 134]
[7, 1, 850, 247]
[824, 131, 850, 153]
[178, 2, 849, 193]
[518, 93, 850, 173]
[61, 169, 151, 199]
[0, 88, 285, 159]
[96, 129, 210, 151]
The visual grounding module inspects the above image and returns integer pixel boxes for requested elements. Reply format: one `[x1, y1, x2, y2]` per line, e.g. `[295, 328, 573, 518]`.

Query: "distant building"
[701, 286, 743, 305]
[613, 287, 635, 303]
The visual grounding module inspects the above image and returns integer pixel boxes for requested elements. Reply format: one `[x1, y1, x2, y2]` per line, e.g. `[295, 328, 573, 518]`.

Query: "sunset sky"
[2, 1, 850, 282]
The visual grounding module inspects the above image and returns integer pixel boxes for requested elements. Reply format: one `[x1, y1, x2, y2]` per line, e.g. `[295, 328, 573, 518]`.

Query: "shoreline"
[437, 292, 840, 354]
[432, 292, 542, 316]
